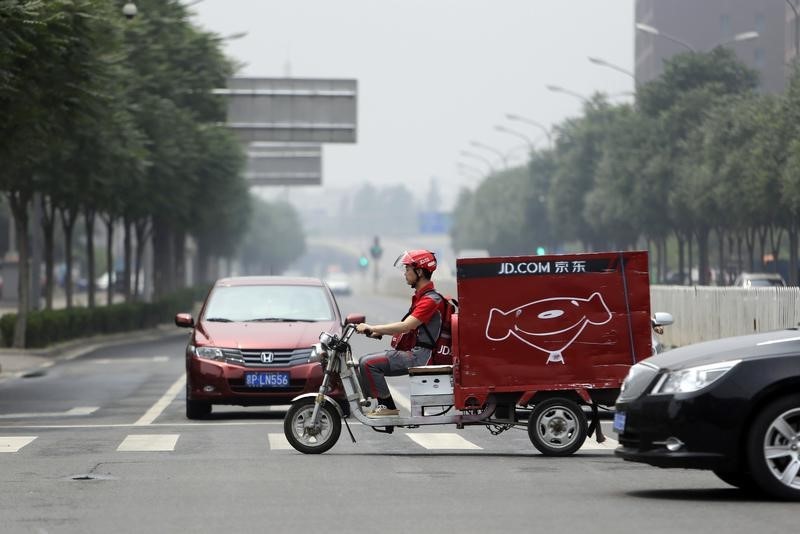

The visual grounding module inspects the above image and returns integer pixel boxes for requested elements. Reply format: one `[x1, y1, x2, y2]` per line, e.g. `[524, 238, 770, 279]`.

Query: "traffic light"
[358, 255, 369, 269]
[370, 236, 383, 260]
[536, 246, 546, 255]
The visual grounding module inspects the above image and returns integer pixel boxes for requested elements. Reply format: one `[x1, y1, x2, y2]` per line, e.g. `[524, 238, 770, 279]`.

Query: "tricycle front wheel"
[527, 398, 587, 456]
[284, 397, 342, 454]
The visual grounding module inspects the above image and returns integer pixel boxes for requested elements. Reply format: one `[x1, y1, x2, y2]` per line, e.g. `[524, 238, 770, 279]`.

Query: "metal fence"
[652, 285, 800, 348]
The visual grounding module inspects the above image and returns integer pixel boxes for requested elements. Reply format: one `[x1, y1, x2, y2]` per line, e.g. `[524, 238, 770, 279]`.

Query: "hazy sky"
[189, 1, 635, 208]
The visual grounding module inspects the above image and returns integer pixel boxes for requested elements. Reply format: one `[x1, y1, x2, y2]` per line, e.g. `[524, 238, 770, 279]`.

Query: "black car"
[614, 329, 800, 501]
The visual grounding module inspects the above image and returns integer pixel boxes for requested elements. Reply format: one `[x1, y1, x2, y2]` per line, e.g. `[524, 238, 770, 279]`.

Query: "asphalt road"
[0, 291, 796, 533]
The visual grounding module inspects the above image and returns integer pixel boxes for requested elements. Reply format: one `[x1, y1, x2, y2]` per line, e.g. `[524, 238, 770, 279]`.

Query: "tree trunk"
[133, 218, 149, 301]
[59, 208, 78, 308]
[6, 191, 31, 348]
[152, 215, 174, 297]
[736, 233, 743, 279]
[173, 228, 186, 290]
[716, 227, 725, 286]
[697, 229, 711, 285]
[104, 214, 114, 306]
[677, 234, 685, 284]
[687, 232, 694, 285]
[84, 208, 96, 308]
[789, 222, 799, 286]
[123, 215, 132, 303]
[745, 227, 756, 272]
[757, 226, 768, 271]
[768, 225, 784, 274]
[40, 196, 56, 309]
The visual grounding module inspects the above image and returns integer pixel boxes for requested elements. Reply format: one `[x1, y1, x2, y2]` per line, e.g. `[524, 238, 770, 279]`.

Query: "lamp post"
[636, 22, 695, 52]
[459, 150, 494, 174]
[506, 113, 553, 148]
[588, 56, 637, 86]
[546, 84, 591, 104]
[469, 140, 507, 168]
[494, 125, 534, 151]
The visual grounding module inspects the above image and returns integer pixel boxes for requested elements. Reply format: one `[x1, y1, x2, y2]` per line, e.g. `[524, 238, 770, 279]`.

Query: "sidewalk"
[0, 324, 184, 380]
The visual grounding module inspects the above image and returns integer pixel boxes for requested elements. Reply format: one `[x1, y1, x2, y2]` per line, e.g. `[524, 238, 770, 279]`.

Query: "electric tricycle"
[283, 250, 654, 455]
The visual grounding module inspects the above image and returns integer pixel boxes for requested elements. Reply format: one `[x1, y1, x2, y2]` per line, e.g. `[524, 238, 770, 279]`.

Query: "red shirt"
[409, 282, 439, 323]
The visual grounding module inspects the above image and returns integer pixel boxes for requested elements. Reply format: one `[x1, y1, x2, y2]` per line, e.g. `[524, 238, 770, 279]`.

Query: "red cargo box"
[453, 251, 651, 408]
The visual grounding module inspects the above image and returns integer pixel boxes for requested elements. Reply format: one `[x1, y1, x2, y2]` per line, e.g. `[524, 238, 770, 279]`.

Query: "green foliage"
[0, 286, 208, 348]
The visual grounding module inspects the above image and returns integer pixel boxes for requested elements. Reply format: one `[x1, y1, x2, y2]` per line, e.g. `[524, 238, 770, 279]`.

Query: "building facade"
[635, 0, 787, 93]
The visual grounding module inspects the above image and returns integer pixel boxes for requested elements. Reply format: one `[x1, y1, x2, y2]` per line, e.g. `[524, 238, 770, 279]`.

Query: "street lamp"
[469, 140, 507, 168]
[716, 31, 759, 47]
[546, 84, 591, 104]
[636, 22, 695, 52]
[588, 56, 637, 84]
[506, 113, 553, 147]
[494, 125, 534, 151]
[122, 2, 138, 19]
[459, 150, 494, 173]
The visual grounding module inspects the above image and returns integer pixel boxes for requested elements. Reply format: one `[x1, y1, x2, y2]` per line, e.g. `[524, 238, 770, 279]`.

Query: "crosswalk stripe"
[117, 434, 179, 452]
[407, 433, 482, 450]
[0, 436, 37, 452]
[268, 433, 292, 450]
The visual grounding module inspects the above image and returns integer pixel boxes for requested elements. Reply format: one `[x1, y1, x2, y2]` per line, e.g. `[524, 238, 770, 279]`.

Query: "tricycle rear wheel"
[284, 397, 341, 454]
[527, 398, 587, 456]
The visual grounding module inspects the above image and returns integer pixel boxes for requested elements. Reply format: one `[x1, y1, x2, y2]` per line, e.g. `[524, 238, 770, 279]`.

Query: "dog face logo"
[485, 292, 612, 364]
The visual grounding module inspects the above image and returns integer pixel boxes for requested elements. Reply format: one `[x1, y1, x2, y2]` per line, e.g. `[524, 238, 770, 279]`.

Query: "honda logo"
[260, 352, 274, 364]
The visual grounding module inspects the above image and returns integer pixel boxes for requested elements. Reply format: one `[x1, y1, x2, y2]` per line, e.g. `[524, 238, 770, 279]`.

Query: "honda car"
[175, 276, 364, 419]
[614, 329, 800, 501]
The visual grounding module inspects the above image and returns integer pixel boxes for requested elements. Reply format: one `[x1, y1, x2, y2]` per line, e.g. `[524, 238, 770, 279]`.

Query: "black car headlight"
[650, 359, 741, 395]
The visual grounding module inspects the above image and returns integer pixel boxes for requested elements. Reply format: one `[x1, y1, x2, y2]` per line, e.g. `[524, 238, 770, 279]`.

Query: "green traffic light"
[359, 256, 369, 268]
[536, 246, 546, 255]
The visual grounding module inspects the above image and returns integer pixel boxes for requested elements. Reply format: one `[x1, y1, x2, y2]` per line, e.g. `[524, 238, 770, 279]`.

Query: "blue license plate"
[613, 411, 626, 433]
[244, 372, 290, 388]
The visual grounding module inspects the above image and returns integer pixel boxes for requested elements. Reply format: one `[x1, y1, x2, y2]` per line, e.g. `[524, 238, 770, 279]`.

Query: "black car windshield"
[202, 285, 334, 322]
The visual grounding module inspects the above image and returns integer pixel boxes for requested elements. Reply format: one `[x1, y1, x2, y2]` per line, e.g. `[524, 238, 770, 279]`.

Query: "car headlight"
[650, 359, 741, 395]
[195, 346, 224, 361]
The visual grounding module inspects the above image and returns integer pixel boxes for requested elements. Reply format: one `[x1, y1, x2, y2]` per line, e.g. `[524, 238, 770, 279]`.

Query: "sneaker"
[366, 405, 399, 418]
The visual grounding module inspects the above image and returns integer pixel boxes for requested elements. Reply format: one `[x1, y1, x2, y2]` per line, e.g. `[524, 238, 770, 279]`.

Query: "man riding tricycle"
[283, 249, 653, 455]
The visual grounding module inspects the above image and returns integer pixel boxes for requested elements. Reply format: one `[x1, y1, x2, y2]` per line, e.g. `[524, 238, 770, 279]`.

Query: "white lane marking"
[134, 374, 186, 426]
[407, 433, 482, 450]
[268, 433, 292, 450]
[0, 407, 99, 419]
[0, 436, 37, 452]
[117, 434, 179, 452]
[387, 383, 411, 412]
[0, 421, 288, 430]
[580, 436, 619, 450]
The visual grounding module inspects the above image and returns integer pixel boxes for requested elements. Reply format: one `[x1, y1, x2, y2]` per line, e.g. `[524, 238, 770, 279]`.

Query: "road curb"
[0, 325, 186, 381]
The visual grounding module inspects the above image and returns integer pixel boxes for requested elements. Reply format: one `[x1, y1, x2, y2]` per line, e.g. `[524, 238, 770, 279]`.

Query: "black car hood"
[644, 329, 800, 370]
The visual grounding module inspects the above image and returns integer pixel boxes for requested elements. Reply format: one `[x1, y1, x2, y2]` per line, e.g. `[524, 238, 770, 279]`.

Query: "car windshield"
[202, 285, 334, 322]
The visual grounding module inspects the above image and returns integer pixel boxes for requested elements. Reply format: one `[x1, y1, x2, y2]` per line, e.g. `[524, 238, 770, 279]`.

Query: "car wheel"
[528, 398, 587, 456]
[712, 469, 760, 492]
[746, 394, 800, 501]
[284, 397, 341, 454]
[186, 398, 212, 420]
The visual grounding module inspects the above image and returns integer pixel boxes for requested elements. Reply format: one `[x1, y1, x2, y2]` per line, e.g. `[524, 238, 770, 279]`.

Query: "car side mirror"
[652, 312, 674, 327]
[344, 313, 365, 325]
[175, 313, 194, 328]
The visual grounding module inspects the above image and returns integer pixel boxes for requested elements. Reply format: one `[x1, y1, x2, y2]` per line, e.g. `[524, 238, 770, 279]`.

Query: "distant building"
[635, 0, 787, 93]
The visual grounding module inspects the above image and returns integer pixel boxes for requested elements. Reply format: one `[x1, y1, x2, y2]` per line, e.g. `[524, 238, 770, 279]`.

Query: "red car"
[175, 276, 362, 419]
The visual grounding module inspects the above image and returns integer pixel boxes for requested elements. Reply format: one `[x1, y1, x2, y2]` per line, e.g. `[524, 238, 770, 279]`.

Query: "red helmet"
[394, 249, 437, 272]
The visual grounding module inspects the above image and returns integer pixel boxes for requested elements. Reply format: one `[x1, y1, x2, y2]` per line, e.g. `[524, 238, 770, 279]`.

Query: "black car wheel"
[284, 397, 341, 454]
[746, 394, 800, 501]
[528, 398, 587, 456]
